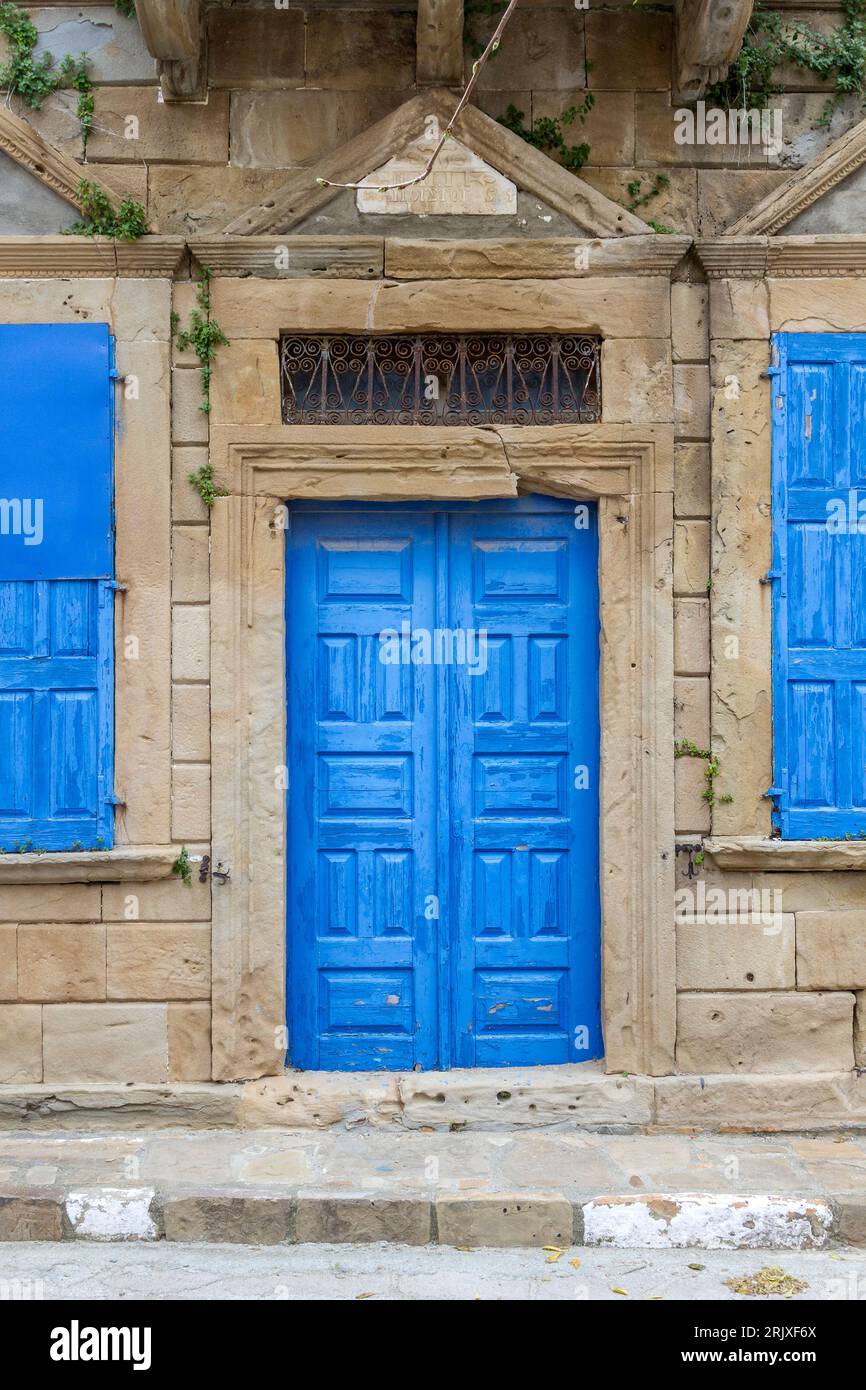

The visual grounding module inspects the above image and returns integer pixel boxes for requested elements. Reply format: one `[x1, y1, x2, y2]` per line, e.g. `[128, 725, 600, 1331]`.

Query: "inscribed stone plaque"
[356, 135, 517, 216]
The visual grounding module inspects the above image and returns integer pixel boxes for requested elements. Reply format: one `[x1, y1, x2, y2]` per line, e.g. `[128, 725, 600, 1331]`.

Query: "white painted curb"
[582, 1193, 833, 1250]
[65, 1188, 159, 1241]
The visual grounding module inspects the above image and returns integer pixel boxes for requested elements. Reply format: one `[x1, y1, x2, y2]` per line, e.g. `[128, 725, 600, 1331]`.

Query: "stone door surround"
[209, 421, 675, 1080]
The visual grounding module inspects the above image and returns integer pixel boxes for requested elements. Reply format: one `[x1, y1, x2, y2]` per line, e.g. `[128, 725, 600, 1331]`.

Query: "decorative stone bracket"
[136, 0, 206, 102]
[674, 0, 754, 102]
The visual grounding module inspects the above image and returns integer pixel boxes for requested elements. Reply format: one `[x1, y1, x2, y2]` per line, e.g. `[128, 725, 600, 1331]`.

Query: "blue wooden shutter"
[772, 332, 866, 838]
[0, 325, 115, 850]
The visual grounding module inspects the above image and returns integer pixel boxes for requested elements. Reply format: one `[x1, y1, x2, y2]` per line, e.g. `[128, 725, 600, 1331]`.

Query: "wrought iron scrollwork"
[280, 333, 601, 426]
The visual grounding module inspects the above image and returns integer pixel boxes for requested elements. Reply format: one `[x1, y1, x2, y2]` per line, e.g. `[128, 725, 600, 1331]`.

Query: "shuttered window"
[0, 325, 115, 851]
[771, 332, 866, 838]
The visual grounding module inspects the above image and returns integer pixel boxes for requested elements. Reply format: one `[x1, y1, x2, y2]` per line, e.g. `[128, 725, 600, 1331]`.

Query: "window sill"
[0, 846, 180, 884]
[703, 837, 866, 871]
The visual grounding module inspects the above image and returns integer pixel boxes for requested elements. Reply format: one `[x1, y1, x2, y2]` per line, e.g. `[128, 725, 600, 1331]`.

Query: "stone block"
[164, 1195, 293, 1244]
[173, 684, 211, 763]
[601, 339, 673, 424]
[89, 88, 229, 163]
[17, 925, 106, 1002]
[0, 1005, 41, 1082]
[172, 447, 210, 524]
[295, 1198, 431, 1245]
[672, 283, 708, 362]
[0, 925, 15, 1000]
[674, 676, 710, 747]
[172, 526, 210, 604]
[210, 340, 281, 427]
[469, 10, 585, 90]
[796, 912, 866, 990]
[150, 166, 288, 237]
[172, 605, 210, 683]
[532, 90, 634, 166]
[676, 916, 796, 990]
[676, 992, 855, 1074]
[305, 10, 416, 90]
[674, 363, 711, 438]
[769, 278, 866, 333]
[674, 520, 710, 596]
[25, 7, 155, 84]
[171, 764, 211, 842]
[709, 279, 769, 341]
[675, 754, 712, 835]
[636, 92, 769, 169]
[582, 166, 698, 238]
[168, 1002, 212, 1081]
[107, 924, 211, 1001]
[586, 8, 672, 90]
[172, 368, 208, 445]
[208, 8, 304, 88]
[102, 878, 211, 923]
[674, 598, 710, 675]
[436, 1195, 573, 1247]
[674, 443, 710, 519]
[0, 1196, 63, 1241]
[0, 886, 99, 923]
[42, 1004, 168, 1083]
[229, 89, 411, 168]
[697, 169, 789, 237]
[857, 992, 866, 1069]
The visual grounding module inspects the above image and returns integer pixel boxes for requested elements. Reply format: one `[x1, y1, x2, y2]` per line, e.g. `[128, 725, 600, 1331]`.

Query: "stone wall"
[2, 1, 861, 237]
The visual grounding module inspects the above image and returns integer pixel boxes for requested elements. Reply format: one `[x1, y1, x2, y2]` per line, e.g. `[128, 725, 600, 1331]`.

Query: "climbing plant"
[674, 739, 733, 808]
[499, 94, 595, 172]
[0, 3, 94, 144]
[187, 462, 228, 510]
[173, 265, 230, 415]
[64, 179, 149, 239]
[708, 1, 866, 127]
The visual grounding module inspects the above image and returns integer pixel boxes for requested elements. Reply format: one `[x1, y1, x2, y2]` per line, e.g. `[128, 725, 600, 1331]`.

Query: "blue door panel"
[772, 332, 866, 837]
[287, 498, 601, 1070]
[0, 326, 114, 851]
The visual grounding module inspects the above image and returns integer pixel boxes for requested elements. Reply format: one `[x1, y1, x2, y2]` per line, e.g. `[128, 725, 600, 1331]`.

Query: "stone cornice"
[190, 233, 691, 279]
[0, 236, 186, 277]
[696, 235, 866, 277]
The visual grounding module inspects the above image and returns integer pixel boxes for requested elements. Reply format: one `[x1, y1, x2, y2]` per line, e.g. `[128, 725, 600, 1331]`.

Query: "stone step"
[0, 1127, 864, 1250]
[2, 1066, 866, 1133]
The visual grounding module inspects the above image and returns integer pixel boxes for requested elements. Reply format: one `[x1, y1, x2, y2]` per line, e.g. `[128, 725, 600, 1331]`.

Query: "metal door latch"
[198, 855, 231, 885]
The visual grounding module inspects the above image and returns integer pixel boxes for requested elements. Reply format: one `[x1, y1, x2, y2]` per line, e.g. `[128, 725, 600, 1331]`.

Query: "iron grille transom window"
[279, 333, 602, 425]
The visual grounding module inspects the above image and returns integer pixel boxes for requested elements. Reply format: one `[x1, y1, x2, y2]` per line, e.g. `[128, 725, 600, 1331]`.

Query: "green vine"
[64, 179, 149, 240]
[114, 0, 136, 17]
[174, 265, 230, 415]
[674, 739, 733, 808]
[708, 1, 866, 127]
[464, 1, 509, 61]
[0, 4, 94, 144]
[187, 462, 228, 510]
[172, 846, 193, 888]
[499, 93, 595, 172]
[626, 174, 670, 213]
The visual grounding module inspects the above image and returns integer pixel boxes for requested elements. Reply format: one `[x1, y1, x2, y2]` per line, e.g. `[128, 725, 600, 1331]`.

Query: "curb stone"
[0, 1189, 855, 1249]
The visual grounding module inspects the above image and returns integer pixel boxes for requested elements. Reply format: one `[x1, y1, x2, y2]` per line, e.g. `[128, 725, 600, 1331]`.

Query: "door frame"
[209, 420, 675, 1079]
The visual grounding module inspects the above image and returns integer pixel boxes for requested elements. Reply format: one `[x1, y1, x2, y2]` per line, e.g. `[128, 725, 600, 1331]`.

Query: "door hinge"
[765, 786, 783, 801]
[106, 791, 126, 808]
[761, 569, 781, 584]
[106, 579, 129, 593]
[198, 854, 231, 885]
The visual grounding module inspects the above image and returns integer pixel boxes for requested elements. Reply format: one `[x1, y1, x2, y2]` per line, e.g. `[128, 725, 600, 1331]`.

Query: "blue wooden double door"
[286, 497, 601, 1070]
